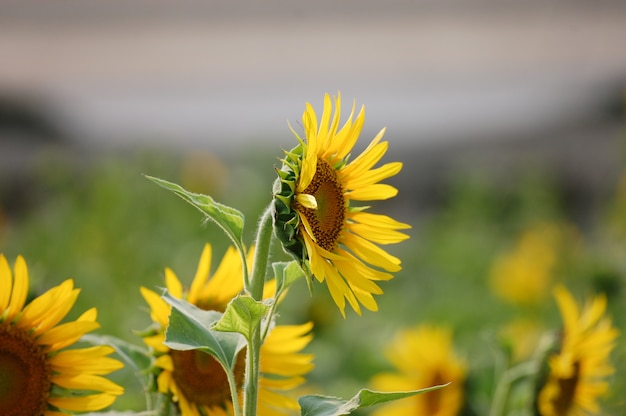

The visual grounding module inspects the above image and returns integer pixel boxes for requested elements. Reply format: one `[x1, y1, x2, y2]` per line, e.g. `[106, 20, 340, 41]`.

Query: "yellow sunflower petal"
[205, 404, 230, 416]
[32, 286, 81, 335]
[340, 130, 388, 178]
[352, 288, 379, 312]
[323, 261, 360, 316]
[155, 354, 174, 371]
[260, 376, 306, 391]
[258, 388, 299, 411]
[349, 222, 410, 244]
[0, 254, 13, 313]
[334, 260, 383, 295]
[343, 233, 401, 272]
[39, 320, 101, 351]
[165, 268, 184, 298]
[334, 248, 394, 281]
[348, 211, 412, 230]
[263, 323, 313, 352]
[188, 243, 212, 305]
[202, 246, 245, 305]
[47, 393, 117, 412]
[371, 373, 414, 392]
[263, 334, 313, 355]
[348, 183, 398, 201]
[156, 369, 173, 394]
[178, 392, 202, 416]
[296, 193, 318, 209]
[343, 162, 403, 190]
[19, 279, 72, 330]
[303, 102, 319, 150]
[579, 294, 607, 332]
[261, 353, 315, 376]
[332, 102, 364, 161]
[297, 151, 317, 193]
[262, 278, 278, 300]
[49, 346, 123, 375]
[316, 93, 333, 149]
[140, 286, 170, 328]
[5, 255, 29, 321]
[553, 284, 580, 334]
[78, 307, 98, 321]
[144, 333, 168, 352]
[52, 373, 124, 395]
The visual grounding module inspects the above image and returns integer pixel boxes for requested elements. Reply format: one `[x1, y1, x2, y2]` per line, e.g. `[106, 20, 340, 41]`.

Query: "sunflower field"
[1, 94, 625, 416]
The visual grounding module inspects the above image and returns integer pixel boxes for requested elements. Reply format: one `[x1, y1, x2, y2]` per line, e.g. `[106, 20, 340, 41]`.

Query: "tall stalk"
[243, 205, 274, 416]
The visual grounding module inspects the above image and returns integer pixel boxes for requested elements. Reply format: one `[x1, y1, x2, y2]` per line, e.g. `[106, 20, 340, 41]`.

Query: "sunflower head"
[273, 93, 410, 316]
[537, 285, 619, 416]
[370, 325, 467, 416]
[0, 253, 124, 416]
[140, 244, 314, 416]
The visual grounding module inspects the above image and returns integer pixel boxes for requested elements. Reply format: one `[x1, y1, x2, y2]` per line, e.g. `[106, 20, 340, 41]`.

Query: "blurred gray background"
[1, 0, 625, 198]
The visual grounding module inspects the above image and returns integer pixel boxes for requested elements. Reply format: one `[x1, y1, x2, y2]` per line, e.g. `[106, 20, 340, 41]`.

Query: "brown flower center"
[422, 371, 446, 415]
[0, 322, 51, 416]
[296, 159, 346, 251]
[552, 361, 580, 416]
[170, 349, 246, 409]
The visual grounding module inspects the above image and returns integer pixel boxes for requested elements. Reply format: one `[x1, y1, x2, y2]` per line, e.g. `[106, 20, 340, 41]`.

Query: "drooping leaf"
[212, 294, 269, 342]
[299, 384, 450, 416]
[162, 291, 245, 371]
[145, 175, 245, 256]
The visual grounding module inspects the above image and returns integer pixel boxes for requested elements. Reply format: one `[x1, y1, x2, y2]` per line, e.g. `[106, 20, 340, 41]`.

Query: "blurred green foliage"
[1, 144, 624, 414]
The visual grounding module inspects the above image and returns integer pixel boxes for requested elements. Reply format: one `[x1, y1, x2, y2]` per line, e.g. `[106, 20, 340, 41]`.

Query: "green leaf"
[212, 294, 269, 342]
[162, 291, 245, 371]
[273, 260, 305, 296]
[145, 175, 245, 254]
[299, 385, 450, 416]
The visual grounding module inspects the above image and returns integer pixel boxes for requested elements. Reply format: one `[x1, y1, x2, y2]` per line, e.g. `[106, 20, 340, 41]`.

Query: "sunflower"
[273, 92, 410, 316]
[140, 243, 314, 416]
[537, 285, 618, 416]
[489, 222, 576, 306]
[369, 325, 466, 416]
[0, 254, 124, 416]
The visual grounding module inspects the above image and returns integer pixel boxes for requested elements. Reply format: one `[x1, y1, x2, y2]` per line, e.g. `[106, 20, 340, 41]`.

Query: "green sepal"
[212, 294, 269, 343]
[162, 291, 245, 372]
[299, 385, 450, 416]
[145, 175, 246, 258]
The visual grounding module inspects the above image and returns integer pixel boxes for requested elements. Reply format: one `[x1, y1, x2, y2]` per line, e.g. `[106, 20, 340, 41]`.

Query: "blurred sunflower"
[0, 254, 124, 416]
[274, 92, 410, 316]
[537, 285, 618, 416]
[140, 243, 314, 416]
[489, 222, 577, 306]
[370, 325, 466, 416]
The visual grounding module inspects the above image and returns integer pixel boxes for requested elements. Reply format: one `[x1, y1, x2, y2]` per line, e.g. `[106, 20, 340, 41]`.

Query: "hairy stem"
[243, 203, 274, 416]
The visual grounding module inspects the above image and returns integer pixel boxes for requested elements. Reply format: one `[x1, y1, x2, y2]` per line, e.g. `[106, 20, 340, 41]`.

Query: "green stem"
[248, 204, 274, 300]
[225, 364, 243, 416]
[243, 203, 274, 416]
[243, 328, 262, 416]
[488, 361, 538, 416]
